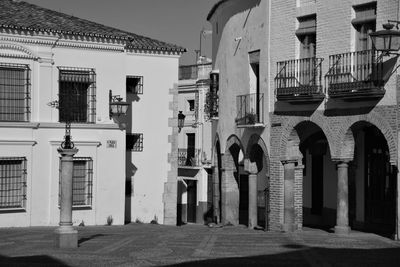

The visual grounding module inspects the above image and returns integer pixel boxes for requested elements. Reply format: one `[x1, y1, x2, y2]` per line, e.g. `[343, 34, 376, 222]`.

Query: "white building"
[0, 0, 185, 227]
[177, 58, 213, 224]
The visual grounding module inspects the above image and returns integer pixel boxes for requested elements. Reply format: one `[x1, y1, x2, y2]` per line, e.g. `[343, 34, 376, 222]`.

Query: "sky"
[23, 0, 219, 65]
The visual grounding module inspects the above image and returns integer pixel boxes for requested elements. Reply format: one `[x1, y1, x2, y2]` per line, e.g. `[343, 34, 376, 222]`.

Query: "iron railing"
[179, 65, 198, 80]
[0, 63, 31, 122]
[236, 93, 264, 126]
[0, 157, 27, 209]
[58, 67, 96, 123]
[275, 57, 323, 98]
[326, 50, 384, 96]
[205, 90, 218, 119]
[178, 148, 202, 167]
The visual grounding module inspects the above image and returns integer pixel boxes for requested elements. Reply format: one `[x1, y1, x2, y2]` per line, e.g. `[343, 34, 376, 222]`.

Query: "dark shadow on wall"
[162, 247, 400, 267]
[0, 254, 70, 267]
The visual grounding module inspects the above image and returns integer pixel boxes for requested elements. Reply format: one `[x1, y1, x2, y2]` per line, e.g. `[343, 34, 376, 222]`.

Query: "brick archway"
[279, 113, 336, 161]
[337, 112, 397, 165]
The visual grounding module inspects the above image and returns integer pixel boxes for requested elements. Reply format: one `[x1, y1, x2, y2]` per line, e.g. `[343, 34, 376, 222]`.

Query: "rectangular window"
[126, 133, 143, 151]
[59, 157, 93, 208]
[126, 76, 143, 94]
[188, 99, 195, 111]
[0, 157, 27, 210]
[296, 15, 316, 58]
[353, 2, 376, 51]
[58, 67, 96, 123]
[0, 63, 30, 122]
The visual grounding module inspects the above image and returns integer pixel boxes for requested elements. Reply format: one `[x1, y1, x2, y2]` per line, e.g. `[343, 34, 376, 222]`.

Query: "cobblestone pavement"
[0, 224, 400, 266]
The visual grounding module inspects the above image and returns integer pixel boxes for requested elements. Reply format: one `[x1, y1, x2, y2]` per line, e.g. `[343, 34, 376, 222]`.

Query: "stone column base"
[334, 225, 350, 235]
[55, 227, 78, 248]
[282, 223, 296, 232]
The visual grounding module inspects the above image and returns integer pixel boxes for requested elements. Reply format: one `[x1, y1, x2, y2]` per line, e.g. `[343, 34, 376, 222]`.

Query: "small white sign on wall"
[107, 140, 117, 148]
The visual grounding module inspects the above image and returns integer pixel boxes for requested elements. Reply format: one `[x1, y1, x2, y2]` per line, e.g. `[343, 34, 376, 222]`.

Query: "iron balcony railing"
[205, 90, 218, 119]
[236, 93, 264, 126]
[275, 57, 324, 100]
[178, 148, 203, 167]
[326, 50, 384, 97]
[179, 65, 198, 80]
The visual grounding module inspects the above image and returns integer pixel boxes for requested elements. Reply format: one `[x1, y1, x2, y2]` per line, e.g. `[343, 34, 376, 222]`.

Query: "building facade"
[208, 0, 400, 239]
[177, 58, 213, 224]
[0, 0, 184, 227]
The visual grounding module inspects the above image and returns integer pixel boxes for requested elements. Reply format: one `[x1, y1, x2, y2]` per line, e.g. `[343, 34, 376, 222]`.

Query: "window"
[126, 133, 143, 151]
[58, 67, 96, 123]
[0, 157, 27, 210]
[126, 76, 143, 94]
[188, 99, 195, 111]
[59, 157, 93, 208]
[0, 63, 30, 122]
[296, 15, 316, 58]
[352, 3, 376, 51]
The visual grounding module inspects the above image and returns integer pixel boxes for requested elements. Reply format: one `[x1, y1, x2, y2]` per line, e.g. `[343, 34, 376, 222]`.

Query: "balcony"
[178, 148, 203, 167]
[236, 93, 264, 127]
[275, 57, 324, 103]
[205, 91, 218, 119]
[326, 50, 386, 100]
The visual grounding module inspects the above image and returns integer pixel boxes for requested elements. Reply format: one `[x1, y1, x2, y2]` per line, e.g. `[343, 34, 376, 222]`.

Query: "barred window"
[0, 63, 30, 122]
[0, 157, 27, 210]
[58, 67, 96, 123]
[126, 133, 143, 151]
[59, 157, 93, 208]
[126, 76, 143, 94]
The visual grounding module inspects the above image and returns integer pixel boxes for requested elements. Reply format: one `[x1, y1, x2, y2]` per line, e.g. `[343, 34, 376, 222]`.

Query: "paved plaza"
[0, 223, 400, 266]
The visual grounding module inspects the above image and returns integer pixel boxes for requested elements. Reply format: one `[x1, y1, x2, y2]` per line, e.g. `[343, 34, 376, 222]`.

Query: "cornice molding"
[49, 140, 102, 147]
[0, 41, 39, 60]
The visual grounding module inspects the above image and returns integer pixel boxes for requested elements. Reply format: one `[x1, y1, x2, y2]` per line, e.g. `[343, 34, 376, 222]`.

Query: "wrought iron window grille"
[126, 133, 143, 152]
[0, 63, 31, 122]
[57, 67, 96, 124]
[126, 76, 143, 94]
[0, 157, 27, 210]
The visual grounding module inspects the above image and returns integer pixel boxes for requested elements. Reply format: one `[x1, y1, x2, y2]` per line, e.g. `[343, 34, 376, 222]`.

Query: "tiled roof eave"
[0, 24, 131, 41]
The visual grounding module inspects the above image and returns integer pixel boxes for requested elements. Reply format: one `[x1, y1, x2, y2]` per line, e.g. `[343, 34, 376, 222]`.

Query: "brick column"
[335, 161, 351, 235]
[282, 160, 297, 232]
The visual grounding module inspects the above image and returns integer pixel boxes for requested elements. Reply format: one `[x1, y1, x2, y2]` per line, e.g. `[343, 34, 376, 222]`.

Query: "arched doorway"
[247, 135, 270, 230]
[222, 136, 246, 226]
[291, 121, 336, 230]
[349, 122, 396, 237]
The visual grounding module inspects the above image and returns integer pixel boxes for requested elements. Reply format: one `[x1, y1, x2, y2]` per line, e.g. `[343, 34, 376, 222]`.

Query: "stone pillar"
[55, 148, 79, 248]
[212, 166, 221, 223]
[221, 154, 238, 225]
[282, 160, 296, 232]
[335, 161, 351, 235]
[248, 173, 258, 229]
[246, 160, 258, 229]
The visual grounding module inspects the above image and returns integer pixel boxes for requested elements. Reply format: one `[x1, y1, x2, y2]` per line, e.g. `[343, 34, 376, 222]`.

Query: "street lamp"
[370, 21, 400, 54]
[109, 90, 129, 119]
[178, 111, 185, 133]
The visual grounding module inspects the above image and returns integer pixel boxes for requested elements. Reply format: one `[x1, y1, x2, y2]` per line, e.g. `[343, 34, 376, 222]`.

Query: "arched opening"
[223, 137, 246, 226]
[248, 143, 269, 228]
[349, 122, 396, 237]
[294, 121, 336, 230]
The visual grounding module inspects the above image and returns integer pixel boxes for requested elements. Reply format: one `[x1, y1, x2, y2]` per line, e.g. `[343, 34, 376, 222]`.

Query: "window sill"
[0, 208, 26, 213]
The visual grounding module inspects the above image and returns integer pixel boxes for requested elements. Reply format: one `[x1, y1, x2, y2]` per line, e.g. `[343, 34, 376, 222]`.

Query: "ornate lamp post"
[48, 99, 79, 248]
